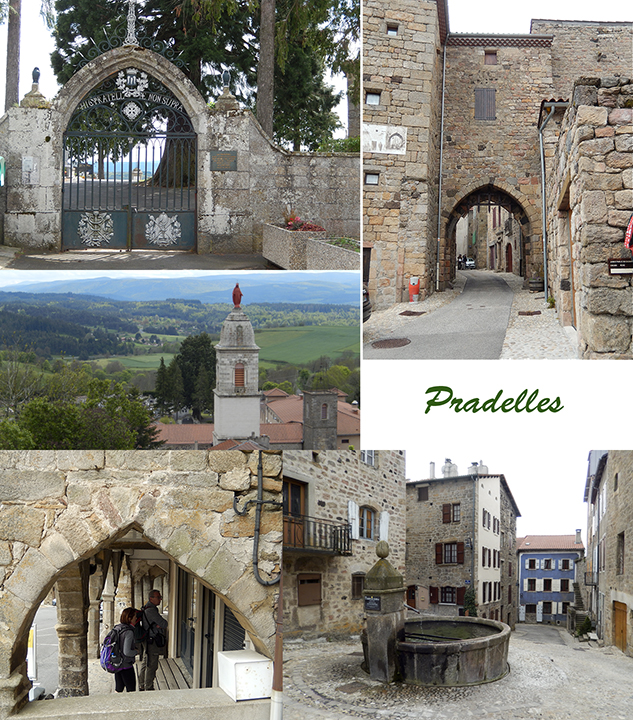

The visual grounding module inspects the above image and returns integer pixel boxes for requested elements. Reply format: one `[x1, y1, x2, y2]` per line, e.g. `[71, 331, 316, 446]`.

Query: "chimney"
[430, 462, 435, 479]
[575, 529, 582, 544]
[468, 461, 479, 475]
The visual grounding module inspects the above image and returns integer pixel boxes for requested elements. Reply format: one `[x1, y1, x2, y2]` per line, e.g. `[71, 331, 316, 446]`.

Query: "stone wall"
[531, 21, 633, 99]
[283, 450, 406, 637]
[363, 0, 443, 308]
[0, 46, 359, 253]
[547, 79, 633, 357]
[0, 450, 281, 718]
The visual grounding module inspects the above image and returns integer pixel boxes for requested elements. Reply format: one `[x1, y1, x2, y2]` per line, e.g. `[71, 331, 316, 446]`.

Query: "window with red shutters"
[429, 586, 439, 604]
[442, 504, 452, 523]
[456, 542, 464, 564]
[435, 543, 443, 564]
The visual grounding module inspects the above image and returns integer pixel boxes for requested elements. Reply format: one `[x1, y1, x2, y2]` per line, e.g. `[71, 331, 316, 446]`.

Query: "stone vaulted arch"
[0, 450, 281, 718]
[440, 183, 540, 288]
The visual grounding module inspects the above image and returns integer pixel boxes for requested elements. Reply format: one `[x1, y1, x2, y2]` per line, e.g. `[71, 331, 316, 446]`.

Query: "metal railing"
[283, 514, 352, 555]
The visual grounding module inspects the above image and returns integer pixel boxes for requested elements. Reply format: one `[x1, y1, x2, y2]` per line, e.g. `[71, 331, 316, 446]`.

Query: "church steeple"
[213, 284, 261, 444]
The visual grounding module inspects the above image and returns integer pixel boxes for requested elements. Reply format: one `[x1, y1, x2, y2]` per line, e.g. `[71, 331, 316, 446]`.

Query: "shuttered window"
[442, 504, 452, 523]
[234, 363, 245, 387]
[222, 606, 246, 651]
[475, 88, 496, 120]
[298, 573, 322, 606]
[429, 586, 439, 604]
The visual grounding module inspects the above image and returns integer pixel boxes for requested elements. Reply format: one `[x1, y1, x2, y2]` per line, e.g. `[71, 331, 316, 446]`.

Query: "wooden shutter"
[536, 579, 543, 592]
[379, 511, 389, 542]
[456, 586, 466, 605]
[429, 586, 439, 604]
[442, 504, 451, 523]
[417, 486, 428, 501]
[456, 542, 465, 564]
[348, 500, 359, 540]
[234, 363, 245, 387]
[525, 557, 529, 569]
[297, 574, 321, 606]
[552, 578, 560, 592]
[435, 543, 443, 565]
[475, 88, 496, 120]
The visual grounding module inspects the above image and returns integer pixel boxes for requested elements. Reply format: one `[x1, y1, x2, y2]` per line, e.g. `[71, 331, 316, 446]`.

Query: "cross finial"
[124, 0, 139, 45]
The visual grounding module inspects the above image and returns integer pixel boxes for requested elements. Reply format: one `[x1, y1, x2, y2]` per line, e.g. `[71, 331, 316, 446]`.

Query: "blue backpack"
[100, 627, 124, 673]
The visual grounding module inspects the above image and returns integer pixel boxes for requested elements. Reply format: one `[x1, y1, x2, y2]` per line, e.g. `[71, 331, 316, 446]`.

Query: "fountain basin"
[397, 616, 510, 686]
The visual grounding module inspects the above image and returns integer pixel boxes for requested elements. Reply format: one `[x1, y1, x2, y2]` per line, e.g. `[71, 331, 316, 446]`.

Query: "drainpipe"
[436, 41, 448, 292]
[537, 102, 569, 302]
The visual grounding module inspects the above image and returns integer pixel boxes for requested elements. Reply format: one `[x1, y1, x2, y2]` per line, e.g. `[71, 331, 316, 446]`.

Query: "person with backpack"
[112, 607, 140, 693]
[138, 589, 168, 691]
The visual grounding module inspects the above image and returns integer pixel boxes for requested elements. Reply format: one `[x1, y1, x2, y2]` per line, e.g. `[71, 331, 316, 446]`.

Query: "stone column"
[87, 567, 103, 659]
[55, 562, 89, 697]
[363, 541, 405, 683]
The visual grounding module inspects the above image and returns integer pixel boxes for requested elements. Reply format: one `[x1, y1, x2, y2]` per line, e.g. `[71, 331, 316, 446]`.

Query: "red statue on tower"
[232, 282, 243, 308]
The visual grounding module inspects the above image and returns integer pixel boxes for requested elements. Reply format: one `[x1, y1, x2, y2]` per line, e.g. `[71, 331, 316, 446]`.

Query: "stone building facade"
[406, 460, 520, 628]
[583, 451, 633, 657]
[516, 534, 584, 625]
[0, 450, 281, 719]
[283, 450, 406, 638]
[0, 45, 359, 253]
[363, 0, 632, 358]
[545, 82, 633, 357]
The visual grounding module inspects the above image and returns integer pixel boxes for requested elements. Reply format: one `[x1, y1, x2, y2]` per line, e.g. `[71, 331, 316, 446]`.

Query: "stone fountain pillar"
[363, 541, 405, 683]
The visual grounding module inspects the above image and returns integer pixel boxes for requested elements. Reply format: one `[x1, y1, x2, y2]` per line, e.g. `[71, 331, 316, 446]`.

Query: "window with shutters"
[441, 587, 456, 604]
[544, 578, 552, 592]
[526, 603, 537, 614]
[543, 558, 552, 570]
[484, 50, 497, 65]
[560, 579, 570, 592]
[234, 363, 245, 387]
[474, 88, 496, 120]
[561, 558, 571, 570]
[436, 541, 464, 565]
[543, 601, 552, 614]
[442, 503, 461, 522]
[429, 586, 439, 604]
[528, 558, 536, 569]
[359, 506, 375, 539]
[527, 578, 536, 591]
[297, 574, 321, 606]
[562, 601, 570, 615]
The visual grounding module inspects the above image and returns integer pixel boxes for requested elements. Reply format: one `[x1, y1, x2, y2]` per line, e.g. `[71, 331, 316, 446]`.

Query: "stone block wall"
[531, 21, 633, 99]
[547, 79, 633, 357]
[283, 450, 406, 637]
[363, 0, 443, 308]
[0, 450, 281, 718]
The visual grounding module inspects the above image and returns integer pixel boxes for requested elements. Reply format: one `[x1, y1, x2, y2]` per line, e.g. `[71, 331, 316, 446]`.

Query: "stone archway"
[0, 450, 281, 718]
[441, 183, 539, 289]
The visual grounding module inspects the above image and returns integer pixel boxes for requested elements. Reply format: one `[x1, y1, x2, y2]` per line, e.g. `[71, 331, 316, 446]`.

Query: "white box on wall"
[217, 650, 272, 701]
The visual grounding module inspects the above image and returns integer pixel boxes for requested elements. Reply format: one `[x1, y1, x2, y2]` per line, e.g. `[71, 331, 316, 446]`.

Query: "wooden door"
[614, 601, 627, 652]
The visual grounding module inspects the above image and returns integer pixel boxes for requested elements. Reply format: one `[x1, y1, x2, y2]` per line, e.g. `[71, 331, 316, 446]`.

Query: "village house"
[516, 533, 584, 625]
[282, 450, 406, 638]
[406, 460, 520, 628]
[583, 450, 633, 656]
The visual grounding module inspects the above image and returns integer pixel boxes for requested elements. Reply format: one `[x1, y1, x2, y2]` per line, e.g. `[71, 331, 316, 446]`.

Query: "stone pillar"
[55, 562, 89, 697]
[87, 568, 103, 659]
[363, 541, 405, 683]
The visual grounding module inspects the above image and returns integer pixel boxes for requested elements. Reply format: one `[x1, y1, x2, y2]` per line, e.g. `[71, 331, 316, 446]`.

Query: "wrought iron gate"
[62, 68, 196, 250]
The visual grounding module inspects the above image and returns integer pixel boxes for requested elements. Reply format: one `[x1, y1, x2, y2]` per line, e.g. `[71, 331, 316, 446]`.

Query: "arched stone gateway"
[0, 47, 359, 253]
[0, 450, 281, 718]
[440, 184, 538, 288]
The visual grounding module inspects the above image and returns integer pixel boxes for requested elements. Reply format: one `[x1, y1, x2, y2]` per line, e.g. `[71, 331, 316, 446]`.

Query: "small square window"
[365, 92, 381, 106]
[364, 172, 379, 186]
[386, 25, 398, 37]
[484, 51, 497, 65]
[351, 573, 365, 599]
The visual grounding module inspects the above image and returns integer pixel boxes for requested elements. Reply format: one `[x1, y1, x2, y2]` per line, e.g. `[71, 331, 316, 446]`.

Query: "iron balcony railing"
[584, 571, 598, 586]
[283, 513, 352, 556]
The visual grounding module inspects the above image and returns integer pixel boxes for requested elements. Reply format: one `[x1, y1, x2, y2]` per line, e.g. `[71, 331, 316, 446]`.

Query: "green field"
[85, 325, 359, 372]
[255, 326, 359, 366]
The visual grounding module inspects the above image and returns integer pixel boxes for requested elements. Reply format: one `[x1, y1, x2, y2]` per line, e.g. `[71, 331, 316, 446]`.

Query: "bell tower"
[213, 283, 261, 444]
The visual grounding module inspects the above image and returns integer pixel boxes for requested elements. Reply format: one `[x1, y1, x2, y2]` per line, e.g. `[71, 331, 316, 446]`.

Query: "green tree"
[175, 332, 216, 418]
[166, 357, 185, 415]
[0, 418, 35, 449]
[192, 364, 213, 419]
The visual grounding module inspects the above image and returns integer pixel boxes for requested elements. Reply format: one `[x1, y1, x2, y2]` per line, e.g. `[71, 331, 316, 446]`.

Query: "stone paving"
[363, 271, 578, 360]
[283, 625, 633, 720]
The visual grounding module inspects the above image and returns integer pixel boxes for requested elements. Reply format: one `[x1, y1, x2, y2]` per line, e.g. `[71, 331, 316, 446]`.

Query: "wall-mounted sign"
[210, 150, 238, 171]
[608, 259, 633, 275]
[22, 156, 39, 185]
[362, 123, 407, 155]
[364, 595, 381, 612]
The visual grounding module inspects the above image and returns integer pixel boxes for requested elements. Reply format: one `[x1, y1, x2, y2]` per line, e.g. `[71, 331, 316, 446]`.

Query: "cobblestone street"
[284, 624, 633, 720]
[363, 271, 578, 360]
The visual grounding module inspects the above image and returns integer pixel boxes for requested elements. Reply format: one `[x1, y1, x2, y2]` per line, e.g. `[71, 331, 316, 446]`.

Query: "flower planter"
[263, 224, 358, 270]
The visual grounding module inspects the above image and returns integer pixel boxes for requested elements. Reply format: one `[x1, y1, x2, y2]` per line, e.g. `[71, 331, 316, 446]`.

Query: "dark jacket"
[114, 623, 138, 668]
[141, 601, 168, 652]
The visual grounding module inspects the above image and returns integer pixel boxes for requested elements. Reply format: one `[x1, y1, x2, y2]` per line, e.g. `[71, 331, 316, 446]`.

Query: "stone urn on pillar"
[362, 540, 405, 683]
